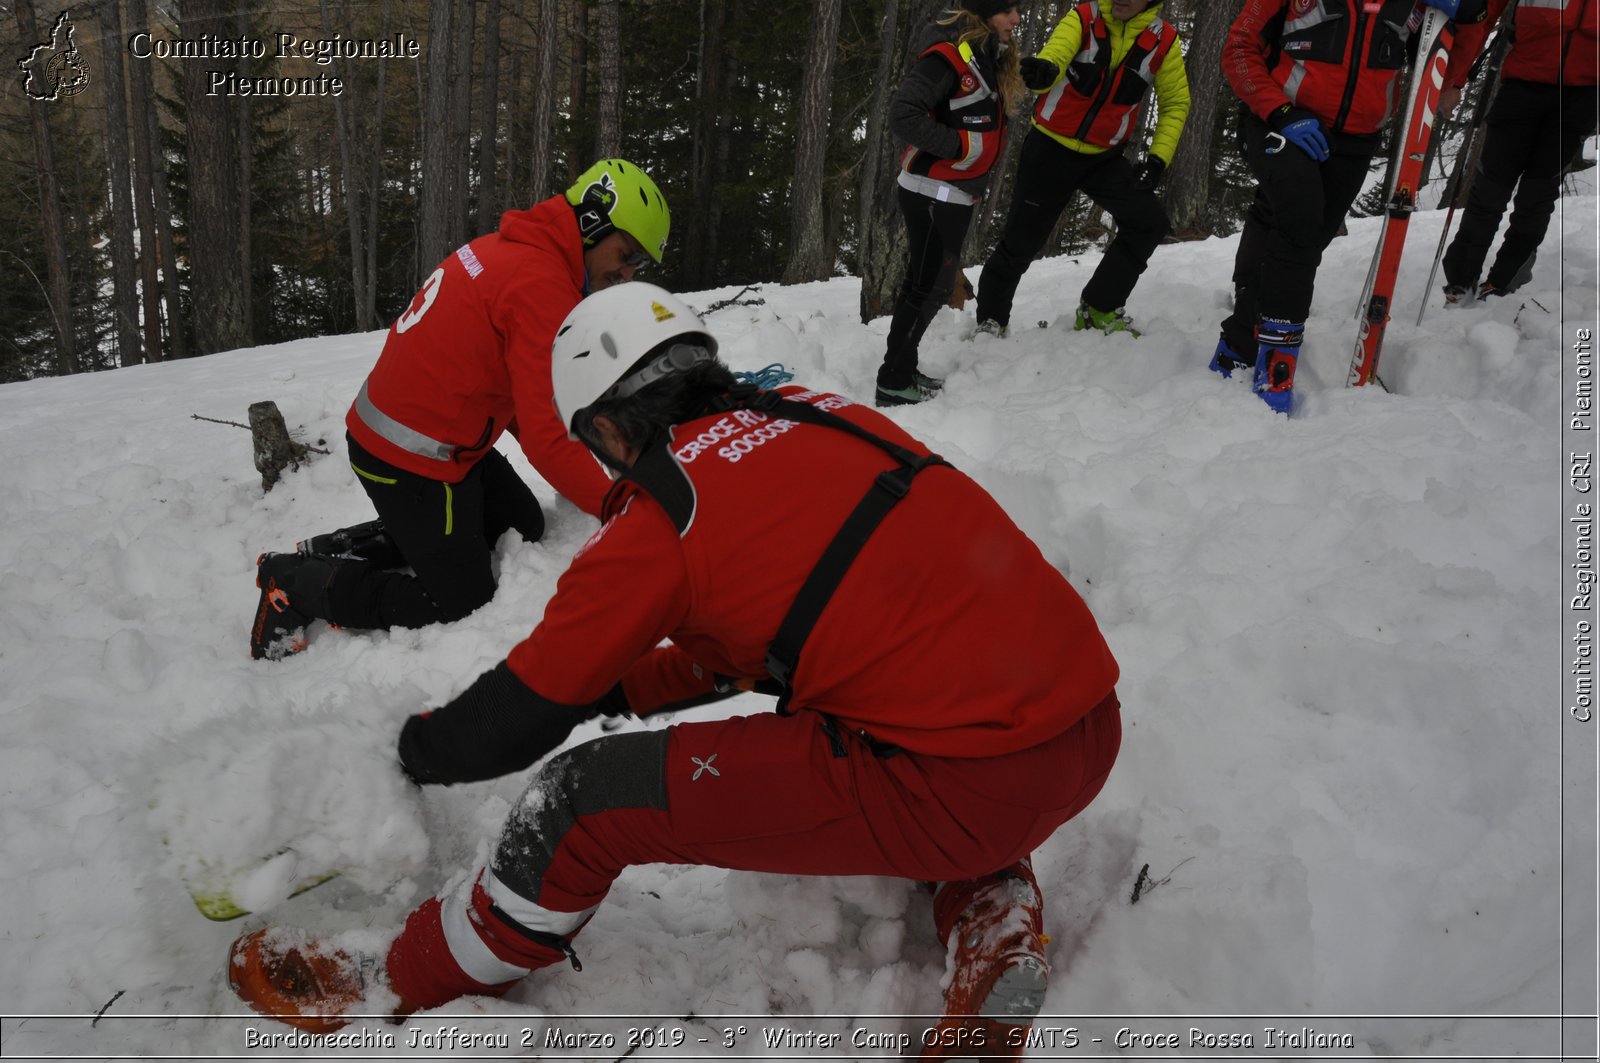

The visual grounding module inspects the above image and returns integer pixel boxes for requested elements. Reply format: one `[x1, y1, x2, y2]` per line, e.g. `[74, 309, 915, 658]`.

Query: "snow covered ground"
[0, 164, 1595, 1062]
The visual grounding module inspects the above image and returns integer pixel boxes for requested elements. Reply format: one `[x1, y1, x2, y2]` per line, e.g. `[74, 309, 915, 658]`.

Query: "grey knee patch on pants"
[492, 729, 671, 903]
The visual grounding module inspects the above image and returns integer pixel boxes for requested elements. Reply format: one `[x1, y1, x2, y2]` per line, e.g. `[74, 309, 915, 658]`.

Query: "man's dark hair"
[577, 354, 737, 454]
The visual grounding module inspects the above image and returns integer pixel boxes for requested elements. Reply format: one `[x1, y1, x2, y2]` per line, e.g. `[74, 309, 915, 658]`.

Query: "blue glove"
[1422, 0, 1461, 17]
[1267, 108, 1330, 162]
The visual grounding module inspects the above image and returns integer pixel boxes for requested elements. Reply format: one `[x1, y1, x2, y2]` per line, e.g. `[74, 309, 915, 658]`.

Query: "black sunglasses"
[623, 247, 652, 269]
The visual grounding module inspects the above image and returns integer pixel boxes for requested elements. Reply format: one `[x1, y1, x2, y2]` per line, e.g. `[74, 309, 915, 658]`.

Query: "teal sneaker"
[874, 381, 936, 407]
[914, 369, 945, 392]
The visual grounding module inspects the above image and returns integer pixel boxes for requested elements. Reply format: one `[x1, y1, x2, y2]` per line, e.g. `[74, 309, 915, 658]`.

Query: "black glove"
[398, 662, 627, 786]
[1019, 57, 1058, 91]
[1132, 156, 1166, 192]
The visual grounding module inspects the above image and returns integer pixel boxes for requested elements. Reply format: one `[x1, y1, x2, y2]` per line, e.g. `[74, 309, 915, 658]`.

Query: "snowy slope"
[0, 169, 1593, 1061]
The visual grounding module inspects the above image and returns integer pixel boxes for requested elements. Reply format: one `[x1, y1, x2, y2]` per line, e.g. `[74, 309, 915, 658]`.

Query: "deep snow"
[0, 163, 1595, 1061]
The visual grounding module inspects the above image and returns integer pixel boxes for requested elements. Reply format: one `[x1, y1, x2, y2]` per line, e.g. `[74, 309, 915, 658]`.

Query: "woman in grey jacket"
[874, 1, 1022, 407]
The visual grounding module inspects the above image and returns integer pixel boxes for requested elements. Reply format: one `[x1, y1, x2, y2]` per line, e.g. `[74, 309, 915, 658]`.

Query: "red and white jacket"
[1447, 0, 1598, 89]
[1225, 0, 1489, 136]
[1035, 1, 1183, 151]
[504, 387, 1120, 759]
[346, 196, 611, 516]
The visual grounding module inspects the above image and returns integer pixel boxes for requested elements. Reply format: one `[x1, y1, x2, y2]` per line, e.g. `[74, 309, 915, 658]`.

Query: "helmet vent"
[601, 332, 619, 359]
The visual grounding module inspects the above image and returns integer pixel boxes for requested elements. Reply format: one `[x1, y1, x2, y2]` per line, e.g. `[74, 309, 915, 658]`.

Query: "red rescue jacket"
[505, 387, 1120, 758]
[1035, 1, 1181, 149]
[1448, 0, 1598, 88]
[346, 197, 611, 515]
[1224, 0, 1483, 135]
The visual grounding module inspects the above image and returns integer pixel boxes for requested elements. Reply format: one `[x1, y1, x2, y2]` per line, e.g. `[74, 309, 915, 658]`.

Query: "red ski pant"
[387, 692, 1122, 1009]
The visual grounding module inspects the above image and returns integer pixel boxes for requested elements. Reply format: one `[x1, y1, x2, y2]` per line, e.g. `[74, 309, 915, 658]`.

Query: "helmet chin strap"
[586, 425, 698, 535]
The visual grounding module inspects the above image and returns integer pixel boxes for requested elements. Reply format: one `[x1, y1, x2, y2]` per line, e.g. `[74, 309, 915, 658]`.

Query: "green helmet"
[565, 159, 671, 264]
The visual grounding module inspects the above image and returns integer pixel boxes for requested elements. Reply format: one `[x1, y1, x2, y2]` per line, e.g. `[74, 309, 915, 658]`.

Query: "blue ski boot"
[1208, 336, 1251, 379]
[1253, 319, 1303, 415]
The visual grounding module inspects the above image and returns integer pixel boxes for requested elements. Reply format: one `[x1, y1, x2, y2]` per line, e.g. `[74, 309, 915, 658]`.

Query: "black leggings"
[325, 434, 544, 629]
[877, 186, 975, 390]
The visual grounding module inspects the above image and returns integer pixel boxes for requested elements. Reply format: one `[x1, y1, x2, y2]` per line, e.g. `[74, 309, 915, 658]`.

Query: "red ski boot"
[922, 859, 1050, 1060]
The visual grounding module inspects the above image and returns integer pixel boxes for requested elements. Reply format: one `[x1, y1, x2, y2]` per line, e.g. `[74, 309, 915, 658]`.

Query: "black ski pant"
[1441, 78, 1599, 295]
[878, 186, 975, 390]
[1220, 111, 1374, 357]
[976, 129, 1169, 328]
[322, 434, 545, 630]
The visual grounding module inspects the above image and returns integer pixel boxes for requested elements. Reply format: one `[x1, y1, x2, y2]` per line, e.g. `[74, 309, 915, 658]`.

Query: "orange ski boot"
[227, 928, 368, 1032]
[922, 859, 1050, 1060]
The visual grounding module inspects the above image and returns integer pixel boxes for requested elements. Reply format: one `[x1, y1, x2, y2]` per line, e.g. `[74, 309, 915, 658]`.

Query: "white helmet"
[551, 283, 719, 438]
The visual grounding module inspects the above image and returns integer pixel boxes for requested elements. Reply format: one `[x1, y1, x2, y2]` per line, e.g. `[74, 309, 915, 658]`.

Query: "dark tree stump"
[946, 269, 974, 311]
[248, 400, 314, 492]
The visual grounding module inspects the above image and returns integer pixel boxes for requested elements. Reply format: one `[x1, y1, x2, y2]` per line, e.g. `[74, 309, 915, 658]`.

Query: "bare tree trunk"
[706, 47, 737, 275]
[684, 0, 726, 287]
[567, 2, 589, 181]
[1163, 0, 1242, 239]
[15, 0, 79, 374]
[235, 0, 254, 343]
[451, 0, 475, 242]
[419, 0, 456, 273]
[477, 0, 502, 233]
[782, 0, 843, 284]
[365, 0, 390, 327]
[125, 0, 163, 361]
[528, 0, 560, 199]
[593, 0, 622, 158]
[855, 0, 902, 318]
[96, 0, 141, 367]
[321, 0, 373, 331]
[859, 0, 944, 322]
[179, 0, 248, 355]
[126, 0, 185, 359]
[148, 95, 186, 358]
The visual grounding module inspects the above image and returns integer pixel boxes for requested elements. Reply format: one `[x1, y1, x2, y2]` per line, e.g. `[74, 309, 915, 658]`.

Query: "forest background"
[0, 0, 1498, 382]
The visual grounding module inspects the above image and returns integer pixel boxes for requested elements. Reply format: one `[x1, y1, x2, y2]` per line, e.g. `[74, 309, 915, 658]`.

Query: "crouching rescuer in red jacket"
[227, 282, 1124, 1055]
[248, 159, 670, 661]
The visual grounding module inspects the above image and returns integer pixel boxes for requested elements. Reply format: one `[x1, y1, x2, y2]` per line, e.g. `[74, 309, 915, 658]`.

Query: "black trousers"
[1442, 78, 1599, 294]
[976, 129, 1170, 327]
[878, 186, 975, 390]
[326, 434, 545, 629]
[1220, 111, 1374, 356]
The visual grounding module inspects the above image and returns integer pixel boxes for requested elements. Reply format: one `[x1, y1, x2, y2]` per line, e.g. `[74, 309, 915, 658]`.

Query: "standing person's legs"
[1218, 186, 1275, 360]
[879, 188, 976, 393]
[1483, 83, 1599, 293]
[1217, 112, 1314, 359]
[1077, 152, 1172, 315]
[1237, 114, 1339, 331]
[1442, 80, 1550, 293]
[976, 131, 1086, 329]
